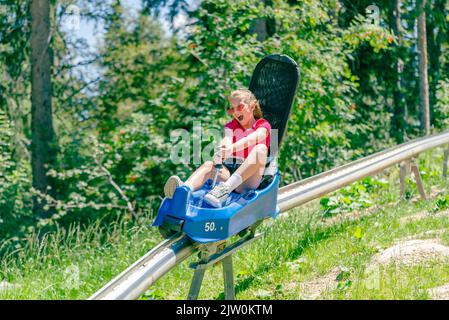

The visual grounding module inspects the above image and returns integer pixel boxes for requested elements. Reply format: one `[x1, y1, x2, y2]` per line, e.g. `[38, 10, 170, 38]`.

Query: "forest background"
[1, 0, 449, 250]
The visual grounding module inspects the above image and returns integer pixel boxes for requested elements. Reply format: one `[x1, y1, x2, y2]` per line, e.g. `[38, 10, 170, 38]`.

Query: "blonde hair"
[229, 88, 263, 119]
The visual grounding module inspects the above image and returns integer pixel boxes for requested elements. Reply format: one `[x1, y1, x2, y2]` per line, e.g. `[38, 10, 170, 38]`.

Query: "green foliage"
[170, 0, 264, 125]
[0, 0, 30, 102]
[0, 111, 33, 239]
[1, 0, 449, 248]
[343, 14, 394, 53]
[96, 2, 180, 132]
[431, 193, 449, 213]
[84, 0, 393, 215]
[34, 137, 130, 226]
[135, 0, 395, 185]
[0, 212, 161, 299]
[1, 148, 449, 299]
[268, 1, 393, 182]
[336, 266, 352, 291]
[320, 177, 388, 217]
[434, 80, 449, 128]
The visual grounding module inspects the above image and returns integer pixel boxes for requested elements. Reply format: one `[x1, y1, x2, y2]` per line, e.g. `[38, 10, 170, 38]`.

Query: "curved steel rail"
[89, 130, 449, 300]
[88, 233, 195, 300]
[278, 130, 449, 211]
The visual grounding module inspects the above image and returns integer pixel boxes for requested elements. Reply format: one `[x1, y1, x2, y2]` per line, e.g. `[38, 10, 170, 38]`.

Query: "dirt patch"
[290, 240, 449, 299]
[281, 187, 448, 299]
[0, 281, 20, 292]
[298, 267, 341, 300]
[399, 209, 449, 224]
[427, 283, 449, 300]
[399, 210, 429, 223]
[370, 239, 449, 266]
[398, 229, 448, 241]
[409, 186, 445, 203]
[429, 186, 445, 199]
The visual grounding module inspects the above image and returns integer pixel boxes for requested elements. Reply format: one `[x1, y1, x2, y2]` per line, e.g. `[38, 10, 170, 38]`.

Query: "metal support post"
[187, 233, 262, 300]
[399, 160, 409, 199]
[443, 145, 449, 178]
[187, 268, 206, 300]
[410, 159, 426, 200]
[222, 255, 235, 300]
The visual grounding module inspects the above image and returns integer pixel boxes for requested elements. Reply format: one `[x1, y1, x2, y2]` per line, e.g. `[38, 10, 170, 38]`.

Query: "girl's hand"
[213, 145, 233, 164]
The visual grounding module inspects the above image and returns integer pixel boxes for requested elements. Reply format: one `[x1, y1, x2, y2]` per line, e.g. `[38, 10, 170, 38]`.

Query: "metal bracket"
[187, 232, 262, 300]
[443, 145, 449, 178]
[399, 158, 426, 200]
[399, 160, 410, 199]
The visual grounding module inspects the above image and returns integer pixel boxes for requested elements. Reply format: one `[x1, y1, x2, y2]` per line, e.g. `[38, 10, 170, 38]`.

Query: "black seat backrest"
[249, 54, 299, 157]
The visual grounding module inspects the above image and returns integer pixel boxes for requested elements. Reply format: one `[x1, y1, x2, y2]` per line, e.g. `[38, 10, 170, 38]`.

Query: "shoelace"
[209, 184, 229, 197]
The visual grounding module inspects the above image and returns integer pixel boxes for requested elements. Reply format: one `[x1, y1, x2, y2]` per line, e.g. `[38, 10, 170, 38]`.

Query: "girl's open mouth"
[237, 115, 244, 122]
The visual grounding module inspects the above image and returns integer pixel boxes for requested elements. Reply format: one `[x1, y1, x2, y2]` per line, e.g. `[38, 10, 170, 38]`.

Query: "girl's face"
[228, 98, 255, 127]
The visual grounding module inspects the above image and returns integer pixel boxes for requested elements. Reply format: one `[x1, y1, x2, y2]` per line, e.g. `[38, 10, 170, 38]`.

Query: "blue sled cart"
[153, 54, 299, 299]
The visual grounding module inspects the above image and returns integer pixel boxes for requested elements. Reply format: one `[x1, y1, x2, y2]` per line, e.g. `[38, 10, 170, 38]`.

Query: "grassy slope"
[236, 198, 449, 300]
[1, 149, 449, 299]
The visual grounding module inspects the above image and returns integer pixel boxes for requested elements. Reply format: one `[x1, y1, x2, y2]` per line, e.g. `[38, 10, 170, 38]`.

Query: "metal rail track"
[89, 233, 194, 300]
[89, 131, 449, 300]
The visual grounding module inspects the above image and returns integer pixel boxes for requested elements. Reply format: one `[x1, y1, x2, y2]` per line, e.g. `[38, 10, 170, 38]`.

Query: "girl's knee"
[252, 144, 268, 165]
[254, 144, 268, 155]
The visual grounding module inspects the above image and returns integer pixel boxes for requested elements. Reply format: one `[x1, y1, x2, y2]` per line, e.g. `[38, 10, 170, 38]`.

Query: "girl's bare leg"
[185, 161, 230, 191]
[234, 144, 268, 193]
[202, 145, 268, 206]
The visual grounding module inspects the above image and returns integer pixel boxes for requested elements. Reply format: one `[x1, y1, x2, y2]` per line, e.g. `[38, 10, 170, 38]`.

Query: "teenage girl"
[164, 88, 271, 207]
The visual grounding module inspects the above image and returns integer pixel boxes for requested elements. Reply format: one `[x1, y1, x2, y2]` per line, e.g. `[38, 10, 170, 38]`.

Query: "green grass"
[151, 200, 449, 300]
[233, 200, 449, 300]
[1, 148, 449, 299]
[0, 215, 163, 299]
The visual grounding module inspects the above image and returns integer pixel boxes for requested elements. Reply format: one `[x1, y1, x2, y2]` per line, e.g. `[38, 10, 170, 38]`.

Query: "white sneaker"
[164, 175, 184, 199]
[204, 184, 231, 207]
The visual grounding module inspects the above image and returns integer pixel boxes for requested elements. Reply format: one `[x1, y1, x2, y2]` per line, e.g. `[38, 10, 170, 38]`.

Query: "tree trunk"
[251, 0, 275, 41]
[30, 0, 56, 217]
[389, 0, 407, 142]
[417, 0, 430, 135]
[426, 0, 444, 124]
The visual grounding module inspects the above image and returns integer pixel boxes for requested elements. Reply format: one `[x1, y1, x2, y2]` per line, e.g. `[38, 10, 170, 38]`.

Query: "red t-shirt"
[224, 118, 271, 159]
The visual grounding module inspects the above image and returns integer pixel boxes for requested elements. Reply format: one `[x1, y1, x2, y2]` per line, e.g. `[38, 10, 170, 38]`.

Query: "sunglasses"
[227, 102, 246, 115]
